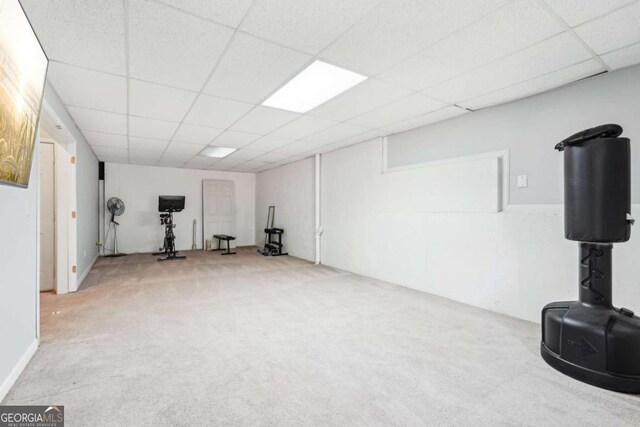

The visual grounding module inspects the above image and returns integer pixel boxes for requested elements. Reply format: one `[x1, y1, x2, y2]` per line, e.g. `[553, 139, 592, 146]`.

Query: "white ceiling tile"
[601, 42, 640, 70]
[204, 32, 312, 103]
[185, 157, 216, 169]
[47, 62, 127, 114]
[270, 115, 338, 139]
[240, 0, 381, 54]
[301, 122, 371, 144]
[129, 80, 197, 121]
[172, 124, 223, 144]
[251, 151, 292, 162]
[92, 146, 129, 158]
[160, 152, 194, 162]
[21, 0, 126, 74]
[156, 0, 253, 27]
[458, 59, 605, 110]
[320, 0, 510, 75]
[210, 130, 262, 148]
[157, 160, 189, 168]
[128, 0, 234, 90]
[381, 106, 468, 134]
[209, 157, 244, 168]
[164, 142, 206, 156]
[545, 0, 635, 27]
[272, 141, 325, 155]
[129, 158, 160, 166]
[230, 106, 300, 134]
[348, 94, 446, 128]
[308, 78, 413, 121]
[574, 2, 640, 54]
[82, 131, 128, 149]
[244, 136, 291, 152]
[184, 94, 254, 128]
[422, 33, 591, 104]
[129, 137, 169, 152]
[129, 149, 163, 162]
[129, 116, 179, 139]
[231, 160, 270, 172]
[377, 0, 564, 90]
[68, 107, 127, 135]
[223, 149, 266, 161]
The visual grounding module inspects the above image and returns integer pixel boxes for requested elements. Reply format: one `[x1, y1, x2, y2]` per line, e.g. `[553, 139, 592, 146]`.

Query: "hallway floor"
[4, 248, 640, 425]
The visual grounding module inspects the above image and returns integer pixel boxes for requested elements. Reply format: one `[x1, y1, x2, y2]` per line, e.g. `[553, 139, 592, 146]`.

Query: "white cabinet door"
[202, 180, 236, 248]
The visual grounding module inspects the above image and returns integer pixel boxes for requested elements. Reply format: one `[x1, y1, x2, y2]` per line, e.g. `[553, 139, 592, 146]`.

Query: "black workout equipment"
[257, 206, 288, 256]
[105, 197, 127, 258]
[154, 195, 186, 262]
[541, 124, 639, 393]
[213, 234, 236, 255]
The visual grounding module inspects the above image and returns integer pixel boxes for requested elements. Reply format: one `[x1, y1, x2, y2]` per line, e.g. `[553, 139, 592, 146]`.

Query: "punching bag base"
[541, 301, 640, 393]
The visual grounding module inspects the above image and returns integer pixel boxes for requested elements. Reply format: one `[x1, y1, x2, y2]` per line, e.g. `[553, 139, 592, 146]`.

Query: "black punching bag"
[541, 124, 640, 393]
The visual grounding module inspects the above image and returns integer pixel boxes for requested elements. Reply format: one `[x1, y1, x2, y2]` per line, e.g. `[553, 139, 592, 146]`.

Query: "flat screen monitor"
[158, 195, 185, 212]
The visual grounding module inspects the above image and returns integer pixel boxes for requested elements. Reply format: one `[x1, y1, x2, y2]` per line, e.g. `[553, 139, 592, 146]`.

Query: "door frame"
[38, 97, 78, 297]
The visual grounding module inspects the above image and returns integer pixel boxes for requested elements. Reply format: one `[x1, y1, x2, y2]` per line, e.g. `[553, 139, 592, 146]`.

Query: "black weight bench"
[213, 234, 236, 255]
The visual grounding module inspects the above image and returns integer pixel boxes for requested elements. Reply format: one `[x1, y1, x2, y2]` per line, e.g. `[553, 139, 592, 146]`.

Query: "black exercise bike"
[153, 196, 186, 262]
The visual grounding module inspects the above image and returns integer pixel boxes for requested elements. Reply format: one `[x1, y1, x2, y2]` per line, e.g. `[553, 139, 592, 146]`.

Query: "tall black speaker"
[541, 124, 639, 393]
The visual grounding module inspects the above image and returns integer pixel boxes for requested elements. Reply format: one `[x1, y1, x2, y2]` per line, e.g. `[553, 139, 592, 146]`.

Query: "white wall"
[42, 83, 100, 284]
[76, 122, 99, 277]
[104, 163, 256, 253]
[0, 144, 39, 400]
[321, 139, 640, 322]
[387, 64, 640, 204]
[256, 158, 316, 261]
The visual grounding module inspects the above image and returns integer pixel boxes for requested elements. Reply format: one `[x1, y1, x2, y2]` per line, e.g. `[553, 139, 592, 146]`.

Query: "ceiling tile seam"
[537, 0, 611, 72]
[417, 31, 575, 94]
[149, 0, 238, 31]
[157, 0, 260, 168]
[123, 0, 132, 163]
[457, 57, 604, 109]
[559, 0, 640, 28]
[320, 0, 518, 79]
[599, 39, 640, 57]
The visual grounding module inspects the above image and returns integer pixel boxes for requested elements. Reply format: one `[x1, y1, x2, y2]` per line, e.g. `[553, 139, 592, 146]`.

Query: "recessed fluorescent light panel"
[199, 146, 237, 158]
[262, 60, 367, 113]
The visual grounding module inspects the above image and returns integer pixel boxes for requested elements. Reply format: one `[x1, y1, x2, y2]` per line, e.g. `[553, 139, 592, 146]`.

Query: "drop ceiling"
[21, 0, 640, 173]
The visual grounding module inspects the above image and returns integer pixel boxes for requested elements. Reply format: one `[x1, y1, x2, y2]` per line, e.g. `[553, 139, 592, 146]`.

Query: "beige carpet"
[3, 247, 639, 425]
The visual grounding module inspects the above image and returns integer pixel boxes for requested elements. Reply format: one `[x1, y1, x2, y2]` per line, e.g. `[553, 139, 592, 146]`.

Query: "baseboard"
[78, 253, 99, 287]
[0, 339, 38, 403]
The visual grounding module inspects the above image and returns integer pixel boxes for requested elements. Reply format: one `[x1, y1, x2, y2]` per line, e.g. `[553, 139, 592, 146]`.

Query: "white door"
[40, 142, 55, 291]
[203, 180, 236, 248]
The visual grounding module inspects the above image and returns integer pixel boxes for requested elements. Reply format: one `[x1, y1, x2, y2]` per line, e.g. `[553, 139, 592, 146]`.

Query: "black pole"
[578, 243, 612, 307]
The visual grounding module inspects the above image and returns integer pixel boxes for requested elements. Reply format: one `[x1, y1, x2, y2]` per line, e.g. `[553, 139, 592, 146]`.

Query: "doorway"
[39, 142, 55, 292]
[202, 180, 236, 249]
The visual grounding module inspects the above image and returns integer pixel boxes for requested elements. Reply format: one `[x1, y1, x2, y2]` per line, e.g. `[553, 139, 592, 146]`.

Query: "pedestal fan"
[105, 197, 127, 258]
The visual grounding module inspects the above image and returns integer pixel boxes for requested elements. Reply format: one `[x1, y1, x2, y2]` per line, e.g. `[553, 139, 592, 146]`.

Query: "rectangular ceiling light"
[262, 60, 367, 113]
[199, 146, 237, 158]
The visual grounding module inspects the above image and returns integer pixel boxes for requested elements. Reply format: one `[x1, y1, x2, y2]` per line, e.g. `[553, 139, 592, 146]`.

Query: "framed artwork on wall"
[0, 0, 48, 188]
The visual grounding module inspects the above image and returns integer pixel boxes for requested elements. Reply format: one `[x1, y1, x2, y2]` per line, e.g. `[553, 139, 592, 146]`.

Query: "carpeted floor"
[3, 247, 640, 425]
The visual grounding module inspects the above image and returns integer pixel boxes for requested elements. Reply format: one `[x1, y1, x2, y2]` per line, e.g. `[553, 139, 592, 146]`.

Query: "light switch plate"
[517, 175, 528, 188]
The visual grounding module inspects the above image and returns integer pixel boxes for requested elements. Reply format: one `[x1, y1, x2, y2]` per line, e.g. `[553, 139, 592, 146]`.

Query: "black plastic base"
[541, 341, 640, 393]
[541, 300, 640, 393]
